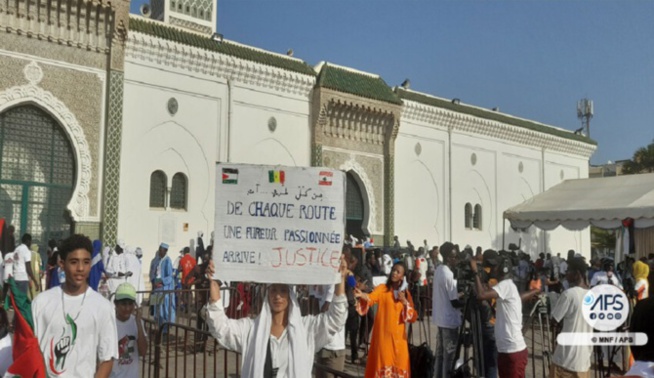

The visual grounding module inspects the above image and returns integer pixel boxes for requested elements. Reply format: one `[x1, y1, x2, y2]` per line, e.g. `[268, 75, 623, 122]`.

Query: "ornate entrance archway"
[346, 171, 368, 239]
[0, 105, 76, 247]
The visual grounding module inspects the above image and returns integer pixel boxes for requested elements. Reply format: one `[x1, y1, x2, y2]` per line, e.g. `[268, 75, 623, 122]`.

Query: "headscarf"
[633, 260, 650, 281]
[241, 285, 310, 377]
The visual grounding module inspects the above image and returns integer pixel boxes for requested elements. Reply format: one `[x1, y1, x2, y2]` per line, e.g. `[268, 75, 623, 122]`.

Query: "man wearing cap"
[470, 250, 540, 378]
[113, 282, 147, 378]
[149, 243, 176, 332]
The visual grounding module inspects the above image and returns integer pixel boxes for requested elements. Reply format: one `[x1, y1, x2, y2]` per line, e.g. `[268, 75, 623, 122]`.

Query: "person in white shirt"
[111, 282, 147, 378]
[315, 284, 346, 378]
[470, 250, 540, 378]
[549, 257, 593, 378]
[625, 297, 654, 377]
[590, 260, 623, 290]
[32, 234, 118, 377]
[203, 258, 349, 378]
[105, 241, 129, 296]
[13, 233, 39, 295]
[432, 242, 462, 378]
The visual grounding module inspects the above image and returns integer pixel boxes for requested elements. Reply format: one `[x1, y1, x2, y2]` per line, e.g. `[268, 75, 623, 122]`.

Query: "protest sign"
[214, 163, 346, 284]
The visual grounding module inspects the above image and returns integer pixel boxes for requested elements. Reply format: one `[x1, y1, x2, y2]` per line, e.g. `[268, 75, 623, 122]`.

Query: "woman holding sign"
[353, 262, 418, 378]
[203, 257, 349, 377]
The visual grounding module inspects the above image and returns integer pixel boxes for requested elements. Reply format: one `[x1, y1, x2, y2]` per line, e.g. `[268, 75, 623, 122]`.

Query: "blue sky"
[130, 1, 654, 165]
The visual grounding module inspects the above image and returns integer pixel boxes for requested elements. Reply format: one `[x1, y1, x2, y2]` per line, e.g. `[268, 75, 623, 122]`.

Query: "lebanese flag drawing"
[318, 171, 333, 186]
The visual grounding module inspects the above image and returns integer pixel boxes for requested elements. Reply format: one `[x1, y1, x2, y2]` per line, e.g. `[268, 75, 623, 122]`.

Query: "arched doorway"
[0, 105, 76, 249]
[346, 171, 367, 240]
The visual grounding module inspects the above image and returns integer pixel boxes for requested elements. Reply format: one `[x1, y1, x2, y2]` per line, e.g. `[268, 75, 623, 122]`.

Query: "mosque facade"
[0, 0, 596, 264]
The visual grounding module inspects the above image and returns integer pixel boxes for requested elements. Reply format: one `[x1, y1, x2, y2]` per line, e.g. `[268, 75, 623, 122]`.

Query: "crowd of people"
[0, 230, 653, 377]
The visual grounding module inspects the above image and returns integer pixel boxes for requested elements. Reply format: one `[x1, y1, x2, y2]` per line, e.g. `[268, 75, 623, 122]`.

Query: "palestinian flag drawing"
[318, 171, 333, 186]
[268, 170, 285, 185]
[222, 168, 238, 184]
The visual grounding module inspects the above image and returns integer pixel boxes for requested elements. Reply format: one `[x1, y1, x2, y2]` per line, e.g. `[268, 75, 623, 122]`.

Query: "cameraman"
[432, 242, 462, 378]
[476, 250, 500, 378]
[470, 250, 540, 378]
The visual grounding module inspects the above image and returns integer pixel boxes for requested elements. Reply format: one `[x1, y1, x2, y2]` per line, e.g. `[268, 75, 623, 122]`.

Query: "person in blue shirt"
[149, 243, 176, 335]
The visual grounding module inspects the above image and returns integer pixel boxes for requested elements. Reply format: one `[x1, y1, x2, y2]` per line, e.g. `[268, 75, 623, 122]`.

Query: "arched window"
[149, 170, 167, 208]
[464, 203, 473, 229]
[170, 173, 187, 210]
[0, 105, 75, 243]
[473, 204, 482, 230]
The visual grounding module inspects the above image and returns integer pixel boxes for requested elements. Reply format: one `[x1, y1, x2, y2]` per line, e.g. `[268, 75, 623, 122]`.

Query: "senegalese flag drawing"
[222, 168, 238, 184]
[268, 170, 285, 185]
[319, 171, 333, 186]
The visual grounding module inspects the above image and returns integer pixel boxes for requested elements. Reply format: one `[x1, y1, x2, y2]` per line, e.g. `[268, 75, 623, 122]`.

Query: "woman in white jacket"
[204, 258, 349, 378]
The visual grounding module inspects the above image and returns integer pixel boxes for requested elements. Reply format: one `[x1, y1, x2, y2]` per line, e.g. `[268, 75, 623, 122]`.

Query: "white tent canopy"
[504, 173, 654, 231]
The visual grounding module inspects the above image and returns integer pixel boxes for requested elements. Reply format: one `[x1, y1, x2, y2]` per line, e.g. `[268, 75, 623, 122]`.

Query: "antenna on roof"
[576, 98, 593, 137]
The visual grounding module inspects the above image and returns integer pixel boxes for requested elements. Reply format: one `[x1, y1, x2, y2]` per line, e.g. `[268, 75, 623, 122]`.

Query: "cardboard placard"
[214, 163, 346, 284]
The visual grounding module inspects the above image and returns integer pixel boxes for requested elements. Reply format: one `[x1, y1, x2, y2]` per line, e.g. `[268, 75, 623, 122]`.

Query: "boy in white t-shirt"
[32, 234, 118, 378]
[111, 282, 147, 378]
[470, 250, 540, 378]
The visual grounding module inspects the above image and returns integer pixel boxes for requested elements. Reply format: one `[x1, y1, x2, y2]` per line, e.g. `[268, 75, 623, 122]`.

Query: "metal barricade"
[138, 283, 367, 378]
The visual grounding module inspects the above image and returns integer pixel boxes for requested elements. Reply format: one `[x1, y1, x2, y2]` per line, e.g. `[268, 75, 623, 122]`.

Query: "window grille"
[464, 203, 473, 229]
[149, 170, 167, 208]
[170, 173, 187, 210]
[473, 204, 482, 230]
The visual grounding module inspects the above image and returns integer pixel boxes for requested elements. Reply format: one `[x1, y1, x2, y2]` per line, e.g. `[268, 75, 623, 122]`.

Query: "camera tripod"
[523, 294, 552, 378]
[593, 301, 633, 378]
[450, 284, 485, 378]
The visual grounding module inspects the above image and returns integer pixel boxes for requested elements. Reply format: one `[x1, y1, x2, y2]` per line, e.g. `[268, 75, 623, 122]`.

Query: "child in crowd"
[111, 282, 148, 378]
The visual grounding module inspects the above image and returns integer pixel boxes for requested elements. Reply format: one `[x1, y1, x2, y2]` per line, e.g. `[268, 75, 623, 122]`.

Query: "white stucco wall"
[118, 47, 313, 270]
[228, 84, 311, 167]
[395, 104, 593, 259]
[394, 120, 449, 249]
[118, 61, 224, 268]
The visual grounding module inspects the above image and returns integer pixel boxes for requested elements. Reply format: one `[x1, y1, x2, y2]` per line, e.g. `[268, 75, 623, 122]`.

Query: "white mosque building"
[0, 0, 596, 266]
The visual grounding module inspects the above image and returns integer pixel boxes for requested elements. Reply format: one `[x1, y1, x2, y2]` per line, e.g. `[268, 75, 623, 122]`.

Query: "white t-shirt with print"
[32, 286, 118, 377]
[12, 244, 31, 281]
[492, 278, 526, 353]
[2, 253, 14, 283]
[432, 265, 462, 328]
[111, 315, 146, 378]
[551, 286, 593, 372]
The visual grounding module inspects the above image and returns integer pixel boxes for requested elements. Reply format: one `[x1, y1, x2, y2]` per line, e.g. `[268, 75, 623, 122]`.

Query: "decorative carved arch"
[0, 71, 94, 222]
[340, 158, 378, 234]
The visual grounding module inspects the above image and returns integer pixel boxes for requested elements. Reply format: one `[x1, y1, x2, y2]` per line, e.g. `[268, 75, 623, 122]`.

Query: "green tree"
[623, 139, 654, 174]
[591, 227, 616, 253]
